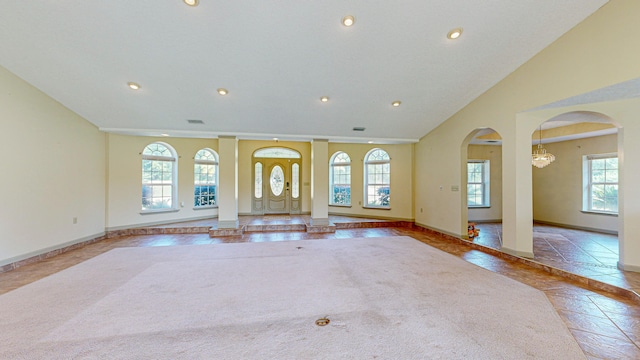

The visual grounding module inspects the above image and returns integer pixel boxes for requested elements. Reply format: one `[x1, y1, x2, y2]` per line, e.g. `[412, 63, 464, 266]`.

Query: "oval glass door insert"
[270, 165, 284, 196]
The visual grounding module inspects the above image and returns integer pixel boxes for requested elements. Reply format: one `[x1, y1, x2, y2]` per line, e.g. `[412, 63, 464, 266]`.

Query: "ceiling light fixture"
[183, 0, 199, 6]
[392, 101, 401, 107]
[127, 82, 141, 90]
[532, 125, 556, 168]
[342, 15, 355, 27]
[217, 88, 228, 95]
[320, 96, 329, 102]
[447, 27, 463, 40]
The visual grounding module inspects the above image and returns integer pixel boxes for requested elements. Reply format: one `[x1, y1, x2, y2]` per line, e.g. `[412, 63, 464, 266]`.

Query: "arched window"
[330, 151, 351, 205]
[142, 142, 177, 211]
[194, 148, 218, 207]
[364, 148, 390, 208]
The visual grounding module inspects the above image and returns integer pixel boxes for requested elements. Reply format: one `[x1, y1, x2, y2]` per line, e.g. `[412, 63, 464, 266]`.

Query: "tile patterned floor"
[1, 217, 639, 358]
[474, 222, 640, 295]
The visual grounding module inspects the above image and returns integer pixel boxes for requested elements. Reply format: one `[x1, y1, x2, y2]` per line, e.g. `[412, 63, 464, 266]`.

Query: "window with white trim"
[194, 148, 218, 207]
[330, 151, 351, 205]
[364, 148, 390, 208]
[467, 160, 490, 207]
[142, 142, 177, 211]
[584, 154, 618, 213]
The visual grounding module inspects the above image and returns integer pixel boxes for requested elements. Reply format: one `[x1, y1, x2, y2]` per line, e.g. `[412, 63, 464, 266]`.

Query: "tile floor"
[474, 222, 640, 295]
[1, 218, 639, 358]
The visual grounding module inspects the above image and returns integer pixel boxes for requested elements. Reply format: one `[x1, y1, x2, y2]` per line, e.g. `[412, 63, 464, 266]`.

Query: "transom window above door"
[254, 147, 301, 158]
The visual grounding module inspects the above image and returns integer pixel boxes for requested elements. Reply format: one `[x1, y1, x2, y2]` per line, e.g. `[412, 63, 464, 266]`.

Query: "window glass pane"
[586, 155, 618, 213]
[292, 163, 300, 199]
[591, 169, 604, 183]
[331, 152, 351, 205]
[254, 147, 300, 158]
[364, 149, 390, 207]
[142, 143, 176, 210]
[255, 162, 263, 198]
[270, 165, 285, 196]
[591, 184, 605, 210]
[467, 160, 489, 207]
[591, 159, 605, 170]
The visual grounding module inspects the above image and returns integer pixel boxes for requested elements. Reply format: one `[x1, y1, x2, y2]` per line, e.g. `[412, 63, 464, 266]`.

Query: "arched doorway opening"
[252, 147, 302, 215]
[461, 128, 503, 249]
[530, 111, 620, 269]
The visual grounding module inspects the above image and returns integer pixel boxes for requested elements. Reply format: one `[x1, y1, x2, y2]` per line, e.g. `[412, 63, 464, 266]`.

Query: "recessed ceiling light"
[217, 88, 228, 95]
[447, 28, 463, 40]
[342, 15, 355, 27]
[392, 101, 401, 107]
[127, 82, 141, 90]
[320, 96, 329, 102]
[183, 0, 199, 6]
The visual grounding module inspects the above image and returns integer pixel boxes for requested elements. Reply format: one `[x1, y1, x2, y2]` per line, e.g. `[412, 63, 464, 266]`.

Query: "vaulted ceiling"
[0, 1, 608, 143]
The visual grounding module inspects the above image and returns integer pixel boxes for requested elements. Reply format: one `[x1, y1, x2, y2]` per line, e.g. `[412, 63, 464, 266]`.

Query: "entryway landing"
[122, 215, 413, 238]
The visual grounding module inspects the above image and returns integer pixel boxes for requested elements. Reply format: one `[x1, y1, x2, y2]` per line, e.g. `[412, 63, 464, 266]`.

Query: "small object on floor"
[315, 317, 330, 326]
[468, 223, 477, 238]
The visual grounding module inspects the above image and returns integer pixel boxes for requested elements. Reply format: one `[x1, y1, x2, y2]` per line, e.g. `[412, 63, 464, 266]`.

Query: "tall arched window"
[330, 151, 351, 205]
[194, 148, 218, 207]
[142, 142, 177, 211]
[364, 148, 390, 208]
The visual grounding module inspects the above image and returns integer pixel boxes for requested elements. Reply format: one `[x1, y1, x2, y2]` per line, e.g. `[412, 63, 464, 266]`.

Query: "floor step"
[244, 224, 307, 232]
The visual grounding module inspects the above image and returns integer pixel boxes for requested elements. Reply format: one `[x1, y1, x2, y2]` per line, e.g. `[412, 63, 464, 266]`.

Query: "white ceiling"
[0, 1, 608, 143]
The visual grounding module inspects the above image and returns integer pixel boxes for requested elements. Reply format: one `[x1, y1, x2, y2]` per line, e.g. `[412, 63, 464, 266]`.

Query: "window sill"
[140, 209, 179, 215]
[363, 206, 391, 210]
[468, 206, 491, 209]
[329, 204, 352, 208]
[580, 210, 618, 217]
[194, 206, 218, 210]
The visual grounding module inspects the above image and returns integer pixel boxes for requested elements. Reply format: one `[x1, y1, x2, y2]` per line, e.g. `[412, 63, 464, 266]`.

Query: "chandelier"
[532, 125, 555, 168]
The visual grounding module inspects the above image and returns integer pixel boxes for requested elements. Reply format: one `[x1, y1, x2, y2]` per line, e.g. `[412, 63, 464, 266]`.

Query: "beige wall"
[415, 0, 640, 239]
[107, 138, 414, 224]
[106, 134, 219, 230]
[532, 134, 617, 232]
[0, 65, 106, 266]
[328, 143, 414, 221]
[467, 145, 503, 222]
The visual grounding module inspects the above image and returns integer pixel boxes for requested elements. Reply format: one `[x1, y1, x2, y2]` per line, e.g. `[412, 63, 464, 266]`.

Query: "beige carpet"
[0, 237, 584, 359]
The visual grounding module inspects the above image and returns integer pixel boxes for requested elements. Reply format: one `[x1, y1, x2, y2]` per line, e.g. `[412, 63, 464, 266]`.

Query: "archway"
[461, 128, 503, 249]
[530, 111, 620, 269]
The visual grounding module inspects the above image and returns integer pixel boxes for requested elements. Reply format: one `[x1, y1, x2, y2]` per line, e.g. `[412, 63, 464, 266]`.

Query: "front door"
[264, 160, 289, 214]
[251, 147, 302, 215]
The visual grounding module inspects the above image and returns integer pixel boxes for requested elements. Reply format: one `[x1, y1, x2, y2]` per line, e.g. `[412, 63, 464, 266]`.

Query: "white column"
[310, 139, 329, 226]
[217, 136, 239, 229]
[618, 123, 640, 271]
[501, 115, 534, 258]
